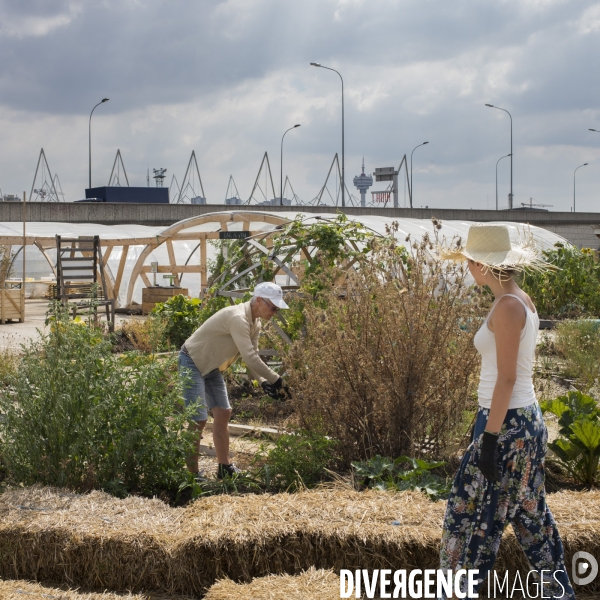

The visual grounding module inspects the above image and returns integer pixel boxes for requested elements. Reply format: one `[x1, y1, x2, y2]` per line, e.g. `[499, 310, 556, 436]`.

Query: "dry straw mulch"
[0, 486, 598, 596]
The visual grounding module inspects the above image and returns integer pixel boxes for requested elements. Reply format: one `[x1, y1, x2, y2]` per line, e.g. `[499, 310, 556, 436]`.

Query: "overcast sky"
[0, 0, 599, 211]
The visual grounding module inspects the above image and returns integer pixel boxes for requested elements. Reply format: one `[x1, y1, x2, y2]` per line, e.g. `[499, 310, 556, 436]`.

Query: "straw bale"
[0, 577, 195, 599]
[1, 485, 599, 596]
[203, 567, 339, 600]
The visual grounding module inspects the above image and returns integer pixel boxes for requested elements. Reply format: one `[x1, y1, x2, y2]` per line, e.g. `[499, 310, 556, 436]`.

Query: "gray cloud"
[0, 0, 598, 211]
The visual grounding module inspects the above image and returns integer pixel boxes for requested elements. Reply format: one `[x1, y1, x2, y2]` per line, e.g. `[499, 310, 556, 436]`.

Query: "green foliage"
[253, 429, 338, 491]
[541, 391, 600, 486]
[521, 244, 600, 318]
[351, 455, 451, 500]
[0, 303, 198, 497]
[554, 319, 600, 390]
[0, 347, 18, 389]
[151, 294, 202, 348]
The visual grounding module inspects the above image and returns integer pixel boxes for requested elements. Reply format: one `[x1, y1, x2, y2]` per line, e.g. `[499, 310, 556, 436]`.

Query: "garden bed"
[0, 486, 598, 597]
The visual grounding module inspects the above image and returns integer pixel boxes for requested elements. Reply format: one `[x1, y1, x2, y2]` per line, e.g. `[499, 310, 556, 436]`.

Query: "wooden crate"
[0, 288, 24, 324]
[142, 286, 189, 315]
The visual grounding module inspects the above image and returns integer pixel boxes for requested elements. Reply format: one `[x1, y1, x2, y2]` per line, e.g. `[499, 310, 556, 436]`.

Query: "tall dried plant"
[0, 245, 14, 287]
[281, 225, 485, 467]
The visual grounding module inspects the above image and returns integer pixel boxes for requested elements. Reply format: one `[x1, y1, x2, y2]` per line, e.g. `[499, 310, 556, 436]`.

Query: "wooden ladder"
[55, 235, 115, 330]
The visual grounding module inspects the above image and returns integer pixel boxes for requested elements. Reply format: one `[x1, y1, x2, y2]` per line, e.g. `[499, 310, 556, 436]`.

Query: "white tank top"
[473, 293, 538, 409]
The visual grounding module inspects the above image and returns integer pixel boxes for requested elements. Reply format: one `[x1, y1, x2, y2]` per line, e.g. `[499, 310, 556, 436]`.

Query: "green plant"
[554, 319, 600, 390]
[0, 303, 199, 498]
[541, 391, 600, 486]
[521, 244, 600, 318]
[0, 346, 18, 388]
[351, 455, 451, 500]
[253, 429, 338, 491]
[151, 294, 203, 348]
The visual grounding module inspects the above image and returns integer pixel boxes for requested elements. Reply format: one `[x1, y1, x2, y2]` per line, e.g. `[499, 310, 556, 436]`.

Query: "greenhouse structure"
[0, 211, 569, 309]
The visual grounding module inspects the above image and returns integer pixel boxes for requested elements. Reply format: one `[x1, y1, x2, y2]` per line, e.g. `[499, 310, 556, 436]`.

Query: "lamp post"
[590, 129, 599, 133]
[485, 104, 513, 208]
[573, 163, 588, 212]
[410, 141, 429, 208]
[495, 153, 511, 211]
[89, 98, 109, 189]
[280, 124, 300, 206]
[310, 62, 345, 207]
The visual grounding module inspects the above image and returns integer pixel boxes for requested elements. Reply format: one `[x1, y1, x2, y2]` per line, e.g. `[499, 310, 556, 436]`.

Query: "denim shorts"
[178, 351, 230, 422]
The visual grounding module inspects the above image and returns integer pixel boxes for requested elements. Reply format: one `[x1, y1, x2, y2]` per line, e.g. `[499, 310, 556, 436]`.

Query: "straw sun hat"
[438, 224, 553, 272]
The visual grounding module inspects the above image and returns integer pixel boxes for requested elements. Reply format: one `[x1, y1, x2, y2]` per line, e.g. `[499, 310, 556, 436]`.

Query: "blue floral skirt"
[439, 403, 575, 599]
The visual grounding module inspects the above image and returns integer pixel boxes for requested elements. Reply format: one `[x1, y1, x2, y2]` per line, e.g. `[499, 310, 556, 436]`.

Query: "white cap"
[252, 282, 289, 309]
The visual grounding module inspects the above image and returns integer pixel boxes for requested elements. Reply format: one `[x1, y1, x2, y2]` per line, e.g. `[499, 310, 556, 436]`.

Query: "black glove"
[261, 377, 289, 401]
[478, 431, 501, 482]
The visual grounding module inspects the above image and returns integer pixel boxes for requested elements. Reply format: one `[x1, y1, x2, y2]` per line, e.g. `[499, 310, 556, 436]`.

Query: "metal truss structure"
[108, 149, 130, 187]
[173, 151, 206, 204]
[30, 148, 61, 202]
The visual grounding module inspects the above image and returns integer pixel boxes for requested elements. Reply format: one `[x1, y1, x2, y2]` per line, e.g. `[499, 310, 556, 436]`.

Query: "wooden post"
[200, 236, 207, 299]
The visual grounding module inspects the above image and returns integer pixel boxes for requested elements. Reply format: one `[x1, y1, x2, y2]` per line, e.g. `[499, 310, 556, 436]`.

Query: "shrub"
[0, 304, 198, 497]
[0, 346, 18, 388]
[281, 228, 484, 467]
[351, 455, 451, 500]
[151, 294, 203, 348]
[118, 317, 169, 353]
[554, 320, 600, 390]
[541, 391, 600, 486]
[521, 244, 600, 318]
[253, 429, 338, 490]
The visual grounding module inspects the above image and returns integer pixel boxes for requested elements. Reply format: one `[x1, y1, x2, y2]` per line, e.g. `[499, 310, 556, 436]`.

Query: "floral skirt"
[439, 403, 575, 599]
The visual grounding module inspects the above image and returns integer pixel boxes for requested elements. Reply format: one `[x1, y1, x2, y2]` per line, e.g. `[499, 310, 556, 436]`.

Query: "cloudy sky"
[0, 0, 599, 211]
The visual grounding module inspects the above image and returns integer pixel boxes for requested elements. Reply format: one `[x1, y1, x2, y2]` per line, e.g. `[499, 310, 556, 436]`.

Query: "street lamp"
[410, 141, 429, 208]
[89, 98, 109, 189]
[485, 104, 513, 208]
[590, 129, 599, 132]
[573, 162, 588, 212]
[280, 124, 300, 206]
[495, 153, 511, 211]
[310, 62, 345, 207]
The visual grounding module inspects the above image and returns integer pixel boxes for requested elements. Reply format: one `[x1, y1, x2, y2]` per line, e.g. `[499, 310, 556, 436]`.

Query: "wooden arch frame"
[123, 211, 290, 307]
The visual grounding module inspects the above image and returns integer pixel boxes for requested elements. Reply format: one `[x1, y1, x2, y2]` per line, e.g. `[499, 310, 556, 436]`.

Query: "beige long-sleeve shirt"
[184, 301, 279, 384]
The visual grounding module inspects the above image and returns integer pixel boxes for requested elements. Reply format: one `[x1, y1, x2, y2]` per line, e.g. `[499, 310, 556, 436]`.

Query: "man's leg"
[212, 407, 232, 465]
[178, 351, 208, 474]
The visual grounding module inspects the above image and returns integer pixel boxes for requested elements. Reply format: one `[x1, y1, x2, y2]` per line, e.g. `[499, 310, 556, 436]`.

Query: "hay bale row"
[204, 567, 339, 600]
[0, 486, 599, 596]
[0, 577, 195, 599]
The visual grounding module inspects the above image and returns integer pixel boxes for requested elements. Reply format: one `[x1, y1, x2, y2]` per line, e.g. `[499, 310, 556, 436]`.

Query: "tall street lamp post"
[590, 129, 599, 133]
[495, 153, 511, 211]
[573, 163, 588, 212]
[280, 124, 300, 206]
[89, 98, 109, 189]
[410, 141, 429, 208]
[486, 104, 513, 209]
[310, 62, 345, 207]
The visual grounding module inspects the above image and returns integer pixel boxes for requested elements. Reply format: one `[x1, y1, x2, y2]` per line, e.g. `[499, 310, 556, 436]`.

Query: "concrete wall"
[1, 202, 599, 248]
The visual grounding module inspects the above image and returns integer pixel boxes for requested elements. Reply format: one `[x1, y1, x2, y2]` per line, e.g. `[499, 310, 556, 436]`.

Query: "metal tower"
[353, 158, 373, 207]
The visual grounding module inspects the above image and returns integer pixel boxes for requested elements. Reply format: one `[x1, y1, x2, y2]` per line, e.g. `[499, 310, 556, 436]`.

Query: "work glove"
[478, 431, 501, 482]
[261, 377, 290, 401]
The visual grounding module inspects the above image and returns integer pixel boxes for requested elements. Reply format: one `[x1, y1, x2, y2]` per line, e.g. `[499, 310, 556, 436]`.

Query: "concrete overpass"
[1, 201, 599, 248]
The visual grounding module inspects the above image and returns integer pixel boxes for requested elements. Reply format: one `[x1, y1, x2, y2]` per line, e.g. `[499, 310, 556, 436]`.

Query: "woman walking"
[438, 224, 575, 599]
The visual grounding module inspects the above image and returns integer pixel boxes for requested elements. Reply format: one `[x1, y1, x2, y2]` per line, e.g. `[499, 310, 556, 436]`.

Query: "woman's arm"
[485, 296, 525, 433]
